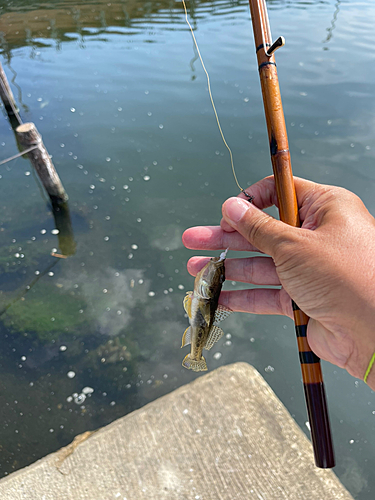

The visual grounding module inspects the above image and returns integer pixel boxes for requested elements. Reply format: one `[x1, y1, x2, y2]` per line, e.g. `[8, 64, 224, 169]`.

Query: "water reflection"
[322, 0, 341, 45]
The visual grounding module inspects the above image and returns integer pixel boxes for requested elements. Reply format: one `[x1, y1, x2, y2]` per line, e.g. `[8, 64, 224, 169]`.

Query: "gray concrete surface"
[0, 362, 353, 499]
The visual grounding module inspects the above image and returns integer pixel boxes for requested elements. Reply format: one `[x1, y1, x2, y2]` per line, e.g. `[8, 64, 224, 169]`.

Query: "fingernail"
[223, 197, 250, 224]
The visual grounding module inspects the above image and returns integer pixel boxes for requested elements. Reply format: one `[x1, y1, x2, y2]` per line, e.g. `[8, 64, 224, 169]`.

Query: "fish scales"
[182, 249, 232, 372]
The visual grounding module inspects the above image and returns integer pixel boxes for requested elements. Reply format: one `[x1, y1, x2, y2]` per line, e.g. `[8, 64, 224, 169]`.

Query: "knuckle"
[245, 214, 272, 247]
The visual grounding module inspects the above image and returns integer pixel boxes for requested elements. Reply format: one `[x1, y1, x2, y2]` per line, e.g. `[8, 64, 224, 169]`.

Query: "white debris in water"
[148, 291, 155, 297]
[143, 175, 150, 181]
[226, 333, 232, 340]
[74, 393, 86, 405]
[82, 387, 94, 395]
[106, 157, 111, 162]
[21, 356, 26, 361]
[66, 396, 73, 402]
[305, 421, 311, 431]
[25, 171, 30, 176]
[159, 124, 164, 129]
[110, 401, 116, 406]
[131, 244, 138, 250]
[40, 229, 46, 234]
[349, 439, 354, 444]
[264, 365, 275, 373]
[67, 371, 76, 379]
[70, 107, 76, 112]
[213, 352, 222, 360]
[224, 341, 232, 346]
[48, 272, 54, 277]
[59, 345, 67, 352]
[178, 284, 184, 290]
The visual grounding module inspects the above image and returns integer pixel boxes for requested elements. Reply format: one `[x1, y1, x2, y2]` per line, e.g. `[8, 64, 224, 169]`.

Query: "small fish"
[182, 249, 232, 372]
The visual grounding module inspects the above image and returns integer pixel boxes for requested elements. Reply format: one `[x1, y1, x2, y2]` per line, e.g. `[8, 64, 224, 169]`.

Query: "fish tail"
[182, 354, 208, 372]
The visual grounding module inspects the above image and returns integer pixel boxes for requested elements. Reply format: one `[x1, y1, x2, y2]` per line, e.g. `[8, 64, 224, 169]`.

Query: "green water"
[0, 0, 374, 497]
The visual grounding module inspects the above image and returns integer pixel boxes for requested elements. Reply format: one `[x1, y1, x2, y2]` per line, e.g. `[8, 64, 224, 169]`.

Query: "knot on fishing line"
[242, 190, 254, 203]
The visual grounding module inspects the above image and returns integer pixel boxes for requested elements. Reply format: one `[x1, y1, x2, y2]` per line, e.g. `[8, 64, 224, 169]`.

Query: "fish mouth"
[210, 248, 228, 266]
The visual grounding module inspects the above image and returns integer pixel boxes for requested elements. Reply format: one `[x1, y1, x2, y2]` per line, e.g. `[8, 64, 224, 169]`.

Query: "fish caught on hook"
[181, 249, 232, 372]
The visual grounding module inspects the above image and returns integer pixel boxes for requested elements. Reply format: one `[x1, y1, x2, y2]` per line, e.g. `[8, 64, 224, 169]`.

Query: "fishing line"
[181, 0, 251, 198]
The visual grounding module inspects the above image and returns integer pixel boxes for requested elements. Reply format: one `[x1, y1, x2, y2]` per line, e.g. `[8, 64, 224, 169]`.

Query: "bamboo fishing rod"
[248, 0, 335, 468]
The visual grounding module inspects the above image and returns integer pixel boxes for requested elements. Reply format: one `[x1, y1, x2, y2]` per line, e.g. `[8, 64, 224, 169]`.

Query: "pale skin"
[182, 176, 375, 391]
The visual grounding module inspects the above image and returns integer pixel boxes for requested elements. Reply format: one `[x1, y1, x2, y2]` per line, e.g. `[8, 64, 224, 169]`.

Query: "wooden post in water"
[0, 62, 18, 117]
[16, 122, 68, 204]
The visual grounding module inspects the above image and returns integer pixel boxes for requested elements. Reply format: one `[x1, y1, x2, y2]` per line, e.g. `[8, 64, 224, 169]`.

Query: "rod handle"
[303, 381, 335, 468]
[293, 302, 335, 468]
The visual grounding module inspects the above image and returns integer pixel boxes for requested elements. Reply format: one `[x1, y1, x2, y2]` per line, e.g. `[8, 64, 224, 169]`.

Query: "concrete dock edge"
[0, 362, 354, 499]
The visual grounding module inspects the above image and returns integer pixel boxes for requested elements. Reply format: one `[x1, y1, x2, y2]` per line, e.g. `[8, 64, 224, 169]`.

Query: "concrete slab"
[0, 362, 353, 500]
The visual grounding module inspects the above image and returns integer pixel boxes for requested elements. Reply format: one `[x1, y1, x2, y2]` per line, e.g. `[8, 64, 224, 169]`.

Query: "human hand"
[182, 176, 375, 389]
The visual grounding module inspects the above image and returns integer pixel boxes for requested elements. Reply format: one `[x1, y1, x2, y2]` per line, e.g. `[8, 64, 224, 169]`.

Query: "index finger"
[182, 225, 260, 252]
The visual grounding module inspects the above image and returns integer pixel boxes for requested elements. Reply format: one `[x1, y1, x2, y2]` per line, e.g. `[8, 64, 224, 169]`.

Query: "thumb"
[222, 197, 299, 257]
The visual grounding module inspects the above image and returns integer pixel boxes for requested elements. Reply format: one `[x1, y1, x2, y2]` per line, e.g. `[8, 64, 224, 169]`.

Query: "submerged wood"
[16, 122, 68, 204]
[51, 200, 76, 256]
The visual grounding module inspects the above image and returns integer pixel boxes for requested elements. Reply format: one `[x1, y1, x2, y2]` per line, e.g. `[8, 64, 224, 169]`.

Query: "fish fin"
[199, 301, 211, 326]
[181, 327, 192, 347]
[213, 305, 232, 324]
[182, 354, 208, 372]
[183, 292, 193, 318]
[204, 325, 224, 350]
